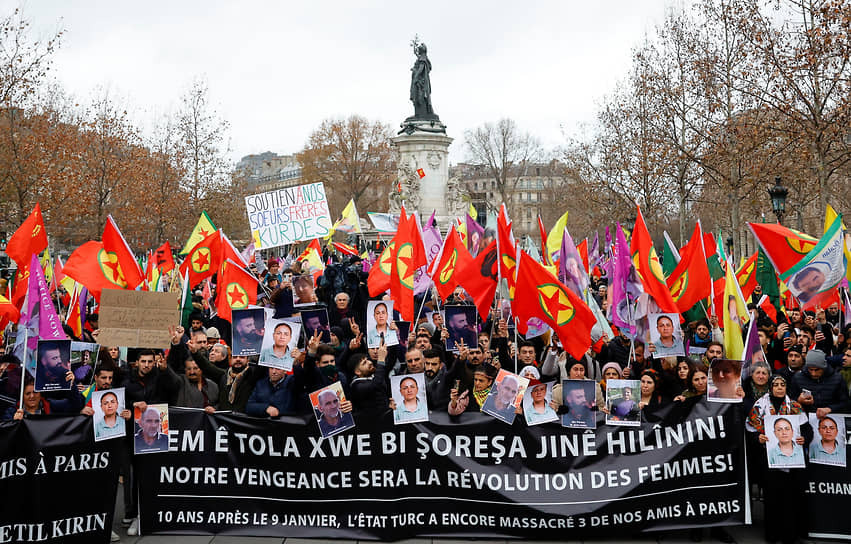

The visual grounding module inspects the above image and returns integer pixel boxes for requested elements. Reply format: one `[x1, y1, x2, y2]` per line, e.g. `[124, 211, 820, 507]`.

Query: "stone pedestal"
[390, 121, 464, 228]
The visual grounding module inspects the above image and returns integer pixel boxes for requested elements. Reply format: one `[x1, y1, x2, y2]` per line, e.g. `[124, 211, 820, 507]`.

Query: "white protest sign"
[245, 182, 333, 249]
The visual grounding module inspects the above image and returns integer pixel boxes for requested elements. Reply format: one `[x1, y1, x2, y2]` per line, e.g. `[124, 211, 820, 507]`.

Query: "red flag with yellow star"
[0, 291, 20, 325]
[5, 203, 48, 267]
[390, 211, 426, 321]
[178, 230, 222, 289]
[457, 240, 499, 320]
[63, 241, 132, 301]
[368, 208, 408, 297]
[735, 251, 758, 300]
[102, 216, 144, 290]
[630, 206, 679, 313]
[512, 251, 595, 360]
[153, 241, 175, 273]
[215, 259, 259, 322]
[497, 205, 517, 299]
[368, 240, 395, 297]
[748, 222, 818, 276]
[429, 224, 472, 302]
[666, 222, 712, 313]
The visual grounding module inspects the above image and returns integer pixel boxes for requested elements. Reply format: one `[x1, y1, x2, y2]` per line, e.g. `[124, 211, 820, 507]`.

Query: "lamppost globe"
[768, 176, 788, 225]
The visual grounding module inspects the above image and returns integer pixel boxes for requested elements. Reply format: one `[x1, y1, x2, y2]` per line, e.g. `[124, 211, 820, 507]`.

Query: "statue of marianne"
[410, 42, 437, 119]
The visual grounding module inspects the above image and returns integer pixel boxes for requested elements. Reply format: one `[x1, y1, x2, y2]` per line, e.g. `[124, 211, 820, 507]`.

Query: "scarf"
[747, 392, 800, 434]
[226, 367, 247, 405]
[473, 387, 490, 408]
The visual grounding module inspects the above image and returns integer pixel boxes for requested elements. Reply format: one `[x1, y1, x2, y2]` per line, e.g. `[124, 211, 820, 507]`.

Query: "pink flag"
[607, 224, 635, 336]
[27, 253, 67, 341]
[466, 214, 484, 257]
[414, 211, 443, 295]
[16, 253, 67, 375]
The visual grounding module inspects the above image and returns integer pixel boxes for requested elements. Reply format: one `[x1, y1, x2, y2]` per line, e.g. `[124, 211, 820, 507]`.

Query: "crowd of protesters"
[1, 251, 849, 544]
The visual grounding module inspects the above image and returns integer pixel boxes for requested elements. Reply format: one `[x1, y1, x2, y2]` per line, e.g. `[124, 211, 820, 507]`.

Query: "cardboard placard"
[97, 289, 180, 348]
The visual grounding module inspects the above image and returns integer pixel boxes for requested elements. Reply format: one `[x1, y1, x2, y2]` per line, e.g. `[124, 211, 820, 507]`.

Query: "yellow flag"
[468, 203, 477, 221]
[40, 248, 53, 286]
[329, 198, 362, 236]
[180, 211, 217, 255]
[545, 210, 569, 259]
[825, 204, 851, 282]
[722, 260, 749, 360]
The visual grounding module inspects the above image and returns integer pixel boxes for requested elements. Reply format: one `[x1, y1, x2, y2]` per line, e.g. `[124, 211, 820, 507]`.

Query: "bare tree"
[0, 9, 62, 226]
[297, 115, 396, 215]
[177, 77, 230, 206]
[464, 118, 543, 218]
[737, 0, 851, 214]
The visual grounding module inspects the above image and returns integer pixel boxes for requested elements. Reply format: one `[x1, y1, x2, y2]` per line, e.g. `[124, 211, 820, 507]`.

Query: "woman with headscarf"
[598, 362, 623, 398]
[551, 358, 605, 412]
[742, 361, 771, 414]
[747, 374, 809, 544]
[448, 364, 496, 415]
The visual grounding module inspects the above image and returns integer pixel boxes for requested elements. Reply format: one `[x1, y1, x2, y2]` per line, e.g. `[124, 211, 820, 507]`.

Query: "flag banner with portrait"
[134, 403, 751, 540]
[779, 214, 846, 310]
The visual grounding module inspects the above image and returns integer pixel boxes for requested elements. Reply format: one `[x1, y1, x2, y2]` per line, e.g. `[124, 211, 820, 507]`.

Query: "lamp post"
[768, 176, 788, 225]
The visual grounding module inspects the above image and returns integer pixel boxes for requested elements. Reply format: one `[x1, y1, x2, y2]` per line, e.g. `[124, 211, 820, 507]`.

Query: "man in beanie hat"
[793, 349, 850, 417]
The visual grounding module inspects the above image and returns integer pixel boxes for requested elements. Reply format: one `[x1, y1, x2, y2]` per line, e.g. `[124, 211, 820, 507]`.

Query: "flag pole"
[17, 329, 28, 409]
[414, 279, 433, 325]
[512, 317, 519, 374]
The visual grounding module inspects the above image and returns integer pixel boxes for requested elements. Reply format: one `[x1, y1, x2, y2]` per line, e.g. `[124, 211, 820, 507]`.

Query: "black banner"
[138, 402, 749, 539]
[0, 416, 121, 543]
[804, 413, 851, 540]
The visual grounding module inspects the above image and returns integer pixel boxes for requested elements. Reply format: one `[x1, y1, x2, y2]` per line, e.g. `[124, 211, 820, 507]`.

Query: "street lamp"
[767, 176, 788, 225]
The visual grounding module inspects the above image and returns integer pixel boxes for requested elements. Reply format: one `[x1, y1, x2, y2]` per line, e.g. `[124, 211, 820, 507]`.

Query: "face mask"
[320, 365, 337, 379]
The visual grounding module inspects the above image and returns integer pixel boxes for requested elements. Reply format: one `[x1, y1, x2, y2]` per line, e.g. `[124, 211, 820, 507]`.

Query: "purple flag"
[29, 253, 66, 341]
[741, 315, 763, 376]
[79, 287, 89, 330]
[557, 227, 589, 298]
[589, 231, 600, 271]
[608, 224, 635, 335]
[15, 254, 67, 375]
[414, 212, 443, 295]
[466, 214, 485, 257]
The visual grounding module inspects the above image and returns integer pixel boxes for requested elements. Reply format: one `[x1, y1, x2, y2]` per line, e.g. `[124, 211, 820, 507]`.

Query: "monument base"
[390, 126, 463, 228]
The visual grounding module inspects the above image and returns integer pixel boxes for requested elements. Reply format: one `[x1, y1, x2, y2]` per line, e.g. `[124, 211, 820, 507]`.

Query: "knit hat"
[805, 349, 827, 369]
[601, 362, 623, 378]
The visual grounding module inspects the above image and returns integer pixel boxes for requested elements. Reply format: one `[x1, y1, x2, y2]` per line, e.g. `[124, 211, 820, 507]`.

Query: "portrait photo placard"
[92, 387, 126, 442]
[259, 319, 301, 371]
[605, 379, 641, 427]
[366, 300, 399, 349]
[390, 373, 428, 425]
[523, 381, 558, 426]
[310, 381, 355, 438]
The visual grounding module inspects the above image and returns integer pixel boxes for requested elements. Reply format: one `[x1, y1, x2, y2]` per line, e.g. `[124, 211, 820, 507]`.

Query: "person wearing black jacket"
[348, 341, 391, 418]
[171, 325, 268, 413]
[121, 348, 176, 536]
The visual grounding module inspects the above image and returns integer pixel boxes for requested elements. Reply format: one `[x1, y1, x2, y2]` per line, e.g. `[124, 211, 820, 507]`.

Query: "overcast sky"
[6, 0, 676, 164]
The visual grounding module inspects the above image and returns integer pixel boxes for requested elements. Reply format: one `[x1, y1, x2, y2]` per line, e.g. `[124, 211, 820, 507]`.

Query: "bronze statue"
[400, 37, 444, 134]
[410, 42, 436, 119]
